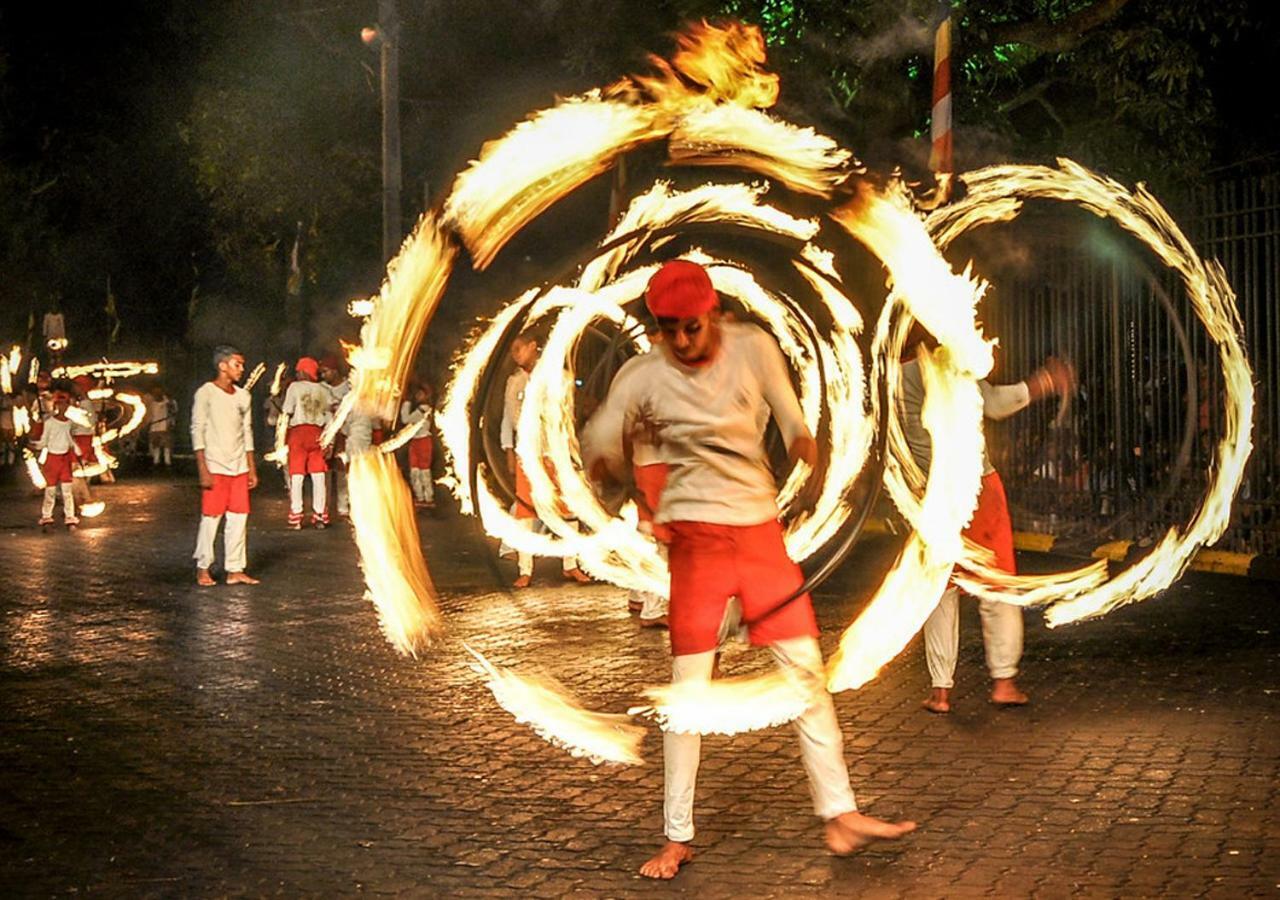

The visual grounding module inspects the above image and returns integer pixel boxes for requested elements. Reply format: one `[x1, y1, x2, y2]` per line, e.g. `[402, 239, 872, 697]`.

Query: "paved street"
[1, 470, 1277, 898]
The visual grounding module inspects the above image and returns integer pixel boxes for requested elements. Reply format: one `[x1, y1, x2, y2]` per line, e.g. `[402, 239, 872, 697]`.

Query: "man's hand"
[198, 467, 214, 490]
[247, 455, 259, 490]
[1027, 356, 1077, 402]
[787, 433, 819, 468]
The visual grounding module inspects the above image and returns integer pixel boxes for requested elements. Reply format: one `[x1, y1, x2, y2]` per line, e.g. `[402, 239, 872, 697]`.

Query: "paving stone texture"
[0, 470, 1277, 898]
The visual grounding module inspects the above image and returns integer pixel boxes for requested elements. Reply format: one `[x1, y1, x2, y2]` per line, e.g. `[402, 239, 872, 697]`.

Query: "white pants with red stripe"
[923, 586, 1023, 687]
[663, 635, 856, 842]
[40, 484, 77, 524]
[289, 473, 327, 521]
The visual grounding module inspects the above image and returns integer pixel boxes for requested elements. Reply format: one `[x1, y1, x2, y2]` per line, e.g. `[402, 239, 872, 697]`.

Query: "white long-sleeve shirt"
[899, 358, 1030, 476]
[499, 368, 529, 451]
[400, 401, 433, 439]
[581, 322, 809, 527]
[36, 416, 78, 455]
[147, 397, 177, 433]
[191, 382, 254, 476]
[282, 380, 333, 428]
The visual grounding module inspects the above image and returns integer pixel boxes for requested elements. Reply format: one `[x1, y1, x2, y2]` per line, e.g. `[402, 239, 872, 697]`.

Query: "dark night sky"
[1, 1, 1277, 356]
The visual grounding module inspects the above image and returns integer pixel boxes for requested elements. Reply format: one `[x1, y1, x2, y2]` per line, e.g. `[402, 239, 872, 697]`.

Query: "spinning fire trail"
[329, 22, 1253, 762]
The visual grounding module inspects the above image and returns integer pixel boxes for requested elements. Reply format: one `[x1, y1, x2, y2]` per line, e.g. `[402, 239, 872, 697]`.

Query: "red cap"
[295, 357, 319, 380]
[73, 375, 94, 391]
[645, 260, 719, 319]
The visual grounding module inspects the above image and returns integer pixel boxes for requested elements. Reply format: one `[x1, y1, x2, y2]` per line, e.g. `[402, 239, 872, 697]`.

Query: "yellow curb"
[1092, 540, 1132, 562]
[1013, 531, 1056, 552]
[1190, 549, 1255, 576]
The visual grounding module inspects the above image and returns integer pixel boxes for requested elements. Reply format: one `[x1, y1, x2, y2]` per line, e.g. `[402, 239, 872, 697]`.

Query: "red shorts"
[633, 463, 671, 543]
[513, 457, 568, 520]
[408, 436, 433, 470]
[963, 471, 1017, 575]
[41, 451, 76, 485]
[73, 434, 97, 465]
[287, 423, 328, 475]
[202, 472, 251, 517]
[666, 518, 820, 656]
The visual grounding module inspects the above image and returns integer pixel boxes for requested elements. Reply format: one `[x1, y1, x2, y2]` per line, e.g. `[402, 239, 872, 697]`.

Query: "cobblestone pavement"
[0, 469, 1277, 898]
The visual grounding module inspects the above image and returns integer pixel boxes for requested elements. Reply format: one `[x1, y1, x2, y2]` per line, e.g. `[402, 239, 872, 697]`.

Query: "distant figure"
[146, 386, 178, 468]
[401, 383, 436, 509]
[0, 392, 16, 467]
[282, 357, 332, 529]
[319, 355, 351, 519]
[35, 389, 83, 530]
[191, 345, 259, 586]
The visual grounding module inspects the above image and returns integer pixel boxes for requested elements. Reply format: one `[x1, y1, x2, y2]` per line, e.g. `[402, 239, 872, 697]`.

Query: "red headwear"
[645, 260, 719, 319]
[295, 357, 319, 381]
[73, 375, 94, 393]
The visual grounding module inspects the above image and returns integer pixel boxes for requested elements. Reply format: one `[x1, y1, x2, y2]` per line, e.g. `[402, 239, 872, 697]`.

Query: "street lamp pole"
[378, 0, 402, 262]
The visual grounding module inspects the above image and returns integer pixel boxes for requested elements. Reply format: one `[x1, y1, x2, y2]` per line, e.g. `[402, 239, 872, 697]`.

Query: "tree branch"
[988, 0, 1134, 54]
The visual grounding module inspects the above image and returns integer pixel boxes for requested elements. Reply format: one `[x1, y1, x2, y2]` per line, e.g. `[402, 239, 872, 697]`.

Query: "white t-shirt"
[147, 397, 176, 433]
[282, 380, 333, 428]
[400, 401, 433, 439]
[500, 368, 529, 451]
[899, 358, 1030, 477]
[36, 416, 77, 455]
[191, 382, 254, 476]
[582, 321, 808, 527]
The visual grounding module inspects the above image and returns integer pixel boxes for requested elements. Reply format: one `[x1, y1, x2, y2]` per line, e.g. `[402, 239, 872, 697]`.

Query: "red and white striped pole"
[928, 1, 954, 199]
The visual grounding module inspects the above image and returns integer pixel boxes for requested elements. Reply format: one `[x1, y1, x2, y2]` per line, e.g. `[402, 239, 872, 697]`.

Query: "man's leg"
[979, 598, 1027, 705]
[151, 441, 161, 466]
[640, 650, 713, 879]
[194, 514, 221, 585]
[162, 440, 172, 467]
[223, 511, 251, 575]
[922, 586, 960, 712]
[40, 486, 57, 523]
[288, 474, 304, 527]
[61, 483, 78, 525]
[561, 520, 591, 583]
[336, 469, 349, 517]
[310, 472, 327, 525]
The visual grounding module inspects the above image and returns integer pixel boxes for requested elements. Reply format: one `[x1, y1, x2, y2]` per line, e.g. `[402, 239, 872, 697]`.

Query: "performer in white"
[582, 260, 915, 879]
[319, 356, 351, 519]
[898, 331, 1075, 712]
[400, 383, 436, 508]
[145, 386, 178, 467]
[281, 357, 332, 529]
[191, 345, 259, 586]
[500, 332, 590, 587]
[35, 390, 83, 529]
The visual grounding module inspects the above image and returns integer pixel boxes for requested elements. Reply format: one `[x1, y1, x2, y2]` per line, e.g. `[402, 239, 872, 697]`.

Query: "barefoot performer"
[583, 260, 916, 879]
[191, 345, 260, 586]
[899, 330, 1076, 713]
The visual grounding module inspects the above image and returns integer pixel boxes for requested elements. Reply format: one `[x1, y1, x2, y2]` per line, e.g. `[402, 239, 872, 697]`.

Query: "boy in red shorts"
[35, 389, 83, 529]
[582, 259, 915, 879]
[282, 356, 332, 529]
[192, 345, 259, 586]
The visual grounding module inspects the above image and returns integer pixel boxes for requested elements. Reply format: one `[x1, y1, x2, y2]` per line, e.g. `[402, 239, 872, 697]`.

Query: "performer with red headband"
[899, 332, 1075, 713]
[282, 356, 332, 529]
[192, 345, 259, 586]
[401, 382, 436, 509]
[583, 259, 916, 879]
[35, 389, 83, 530]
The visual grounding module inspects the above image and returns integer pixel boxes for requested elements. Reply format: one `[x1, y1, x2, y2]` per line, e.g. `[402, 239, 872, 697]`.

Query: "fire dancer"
[146, 385, 177, 468]
[500, 331, 591, 588]
[35, 389, 83, 530]
[282, 356, 332, 529]
[191, 345, 259, 586]
[582, 260, 916, 879]
[899, 332, 1076, 712]
[401, 382, 436, 509]
[319, 355, 350, 519]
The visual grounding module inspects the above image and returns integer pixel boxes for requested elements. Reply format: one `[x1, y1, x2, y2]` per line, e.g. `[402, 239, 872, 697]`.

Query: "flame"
[467, 644, 645, 765]
[268, 362, 286, 397]
[54, 360, 159, 381]
[13, 404, 30, 438]
[24, 449, 46, 489]
[80, 501, 106, 519]
[243, 362, 267, 391]
[348, 297, 376, 318]
[631, 669, 812, 735]
[347, 451, 445, 656]
[28, 358, 38, 384]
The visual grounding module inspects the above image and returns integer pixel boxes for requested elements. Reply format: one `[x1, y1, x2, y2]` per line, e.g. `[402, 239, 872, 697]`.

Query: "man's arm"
[191, 388, 213, 489]
[755, 330, 817, 465]
[581, 363, 641, 484]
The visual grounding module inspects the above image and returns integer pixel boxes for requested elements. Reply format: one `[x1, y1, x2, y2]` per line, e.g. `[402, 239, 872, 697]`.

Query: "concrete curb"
[859, 519, 1278, 580]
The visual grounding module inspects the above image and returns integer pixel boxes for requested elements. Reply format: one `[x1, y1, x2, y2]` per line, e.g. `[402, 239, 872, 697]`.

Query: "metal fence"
[975, 172, 1279, 556]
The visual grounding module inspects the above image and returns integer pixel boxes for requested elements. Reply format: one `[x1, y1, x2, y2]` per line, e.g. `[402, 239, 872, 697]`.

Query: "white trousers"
[516, 518, 578, 577]
[664, 635, 857, 842]
[41, 484, 76, 522]
[923, 586, 1023, 687]
[150, 444, 172, 466]
[193, 512, 248, 573]
[409, 467, 435, 503]
[289, 473, 327, 517]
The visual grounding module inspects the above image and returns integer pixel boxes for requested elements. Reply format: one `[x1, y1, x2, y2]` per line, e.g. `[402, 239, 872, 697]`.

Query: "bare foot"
[639, 841, 693, 879]
[991, 677, 1028, 706]
[922, 687, 951, 714]
[196, 568, 216, 587]
[639, 615, 668, 629]
[824, 811, 917, 855]
[512, 574, 532, 589]
[226, 572, 260, 585]
[562, 567, 593, 584]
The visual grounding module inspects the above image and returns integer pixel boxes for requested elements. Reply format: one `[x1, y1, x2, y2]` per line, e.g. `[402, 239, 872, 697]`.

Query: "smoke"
[843, 13, 934, 65]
